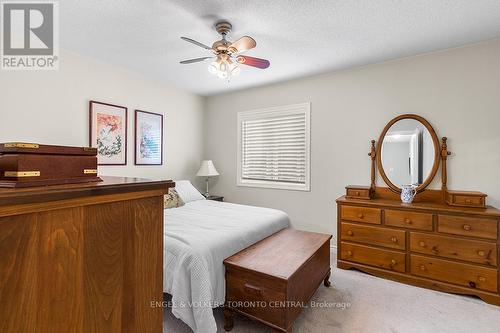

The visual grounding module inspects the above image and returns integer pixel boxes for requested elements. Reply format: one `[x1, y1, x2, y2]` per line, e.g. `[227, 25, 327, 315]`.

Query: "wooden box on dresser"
[0, 176, 174, 333]
[337, 188, 500, 305]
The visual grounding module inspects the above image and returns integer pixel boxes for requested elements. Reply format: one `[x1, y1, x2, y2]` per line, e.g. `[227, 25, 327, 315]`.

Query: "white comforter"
[163, 200, 290, 333]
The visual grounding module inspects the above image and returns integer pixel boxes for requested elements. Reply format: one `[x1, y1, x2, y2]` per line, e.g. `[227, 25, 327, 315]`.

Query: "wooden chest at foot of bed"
[0, 142, 101, 187]
[223, 228, 332, 333]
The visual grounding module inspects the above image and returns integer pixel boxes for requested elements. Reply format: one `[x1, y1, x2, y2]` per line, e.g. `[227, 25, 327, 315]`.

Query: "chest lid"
[0, 142, 97, 156]
[224, 228, 332, 280]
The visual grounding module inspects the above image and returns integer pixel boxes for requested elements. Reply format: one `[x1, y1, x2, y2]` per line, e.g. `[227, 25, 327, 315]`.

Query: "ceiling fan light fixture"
[217, 70, 228, 79]
[206, 55, 240, 81]
[219, 61, 227, 72]
[229, 63, 240, 76]
[208, 61, 218, 74]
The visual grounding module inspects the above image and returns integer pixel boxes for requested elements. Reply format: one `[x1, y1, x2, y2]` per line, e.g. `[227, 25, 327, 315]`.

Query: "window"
[237, 103, 311, 191]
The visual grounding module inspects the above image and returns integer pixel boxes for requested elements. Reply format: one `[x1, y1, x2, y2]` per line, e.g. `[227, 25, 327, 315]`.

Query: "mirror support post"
[369, 140, 377, 190]
[441, 137, 451, 193]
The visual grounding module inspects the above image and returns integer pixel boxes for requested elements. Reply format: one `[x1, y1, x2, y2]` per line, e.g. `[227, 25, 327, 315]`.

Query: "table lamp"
[196, 160, 219, 197]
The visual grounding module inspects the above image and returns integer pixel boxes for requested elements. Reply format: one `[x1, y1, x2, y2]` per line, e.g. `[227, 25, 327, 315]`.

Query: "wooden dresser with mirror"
[336, 114, 500, 305]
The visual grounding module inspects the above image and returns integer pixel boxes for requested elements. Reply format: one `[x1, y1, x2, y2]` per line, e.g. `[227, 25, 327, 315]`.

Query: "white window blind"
[237, 103, 310, 191]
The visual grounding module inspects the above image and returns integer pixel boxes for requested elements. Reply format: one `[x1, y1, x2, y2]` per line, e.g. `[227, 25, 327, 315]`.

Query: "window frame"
[237, 102, 311, 191]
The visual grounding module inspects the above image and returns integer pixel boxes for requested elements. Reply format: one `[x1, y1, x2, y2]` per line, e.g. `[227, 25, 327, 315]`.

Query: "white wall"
[0, 50, 205, 181]
[204, 39, 500, 240]
[1, 41, 499, 242]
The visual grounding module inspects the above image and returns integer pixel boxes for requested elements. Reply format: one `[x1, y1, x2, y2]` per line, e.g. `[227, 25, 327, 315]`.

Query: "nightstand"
[205, 195, 224, 202]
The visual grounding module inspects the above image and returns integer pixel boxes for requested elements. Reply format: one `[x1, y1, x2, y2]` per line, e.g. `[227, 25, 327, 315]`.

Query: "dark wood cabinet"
[206, 195, 224, 202]
[0, 176, 173, 332]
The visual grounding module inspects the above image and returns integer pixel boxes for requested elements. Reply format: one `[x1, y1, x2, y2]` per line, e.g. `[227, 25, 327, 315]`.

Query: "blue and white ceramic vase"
[401, 184, 417, 204]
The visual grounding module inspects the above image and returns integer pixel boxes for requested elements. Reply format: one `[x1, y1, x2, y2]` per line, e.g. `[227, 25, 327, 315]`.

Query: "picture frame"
[89, 101, 128, 165]
[134, 110, 163, 165]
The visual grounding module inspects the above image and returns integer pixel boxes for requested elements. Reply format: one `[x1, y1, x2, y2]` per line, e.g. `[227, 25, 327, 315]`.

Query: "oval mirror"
[376, 115, 440, 193]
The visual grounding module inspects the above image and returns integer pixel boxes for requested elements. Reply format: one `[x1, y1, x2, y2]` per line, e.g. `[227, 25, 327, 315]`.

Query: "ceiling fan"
[179, 21, 270, 80]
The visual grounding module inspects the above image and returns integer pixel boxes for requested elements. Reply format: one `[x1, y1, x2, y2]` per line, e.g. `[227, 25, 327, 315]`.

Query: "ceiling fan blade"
[180, 37, 213, 50]
[229, 36, 256, 53]
[236, 55, 270, 69]
[180, 57, 212, 64]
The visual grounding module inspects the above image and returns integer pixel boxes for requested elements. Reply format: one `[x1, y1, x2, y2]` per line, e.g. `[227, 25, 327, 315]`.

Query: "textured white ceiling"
[61, 0, 500, 96]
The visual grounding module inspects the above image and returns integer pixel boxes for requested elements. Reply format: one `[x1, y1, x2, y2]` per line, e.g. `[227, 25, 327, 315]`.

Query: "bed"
[163, 181, 290, 333]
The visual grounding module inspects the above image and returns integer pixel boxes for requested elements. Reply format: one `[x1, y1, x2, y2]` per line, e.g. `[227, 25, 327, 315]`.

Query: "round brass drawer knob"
[391, 236, 398, 243]
[358, 213, 364, 219]
[478, 276, 486, 282]
[355, 191, 360, 196]
[478, 250, 485, 257]
[463, 224, 472, 231]
[391, 259, 397, 265]
[419, 265, 426, 271]
[405, 218, 412, 225]
[419, 241, 426, 247]
[346, 250, 353, 256]
[347, 230, 354, 236]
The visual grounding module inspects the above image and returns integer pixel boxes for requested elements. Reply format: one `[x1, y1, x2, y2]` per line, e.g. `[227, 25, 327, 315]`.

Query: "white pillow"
[174, 180, 206, 203]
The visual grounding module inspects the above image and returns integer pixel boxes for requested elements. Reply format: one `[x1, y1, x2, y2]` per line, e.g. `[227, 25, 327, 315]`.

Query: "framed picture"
[135, 110, 163, 165]
[89, 101, 128, 165]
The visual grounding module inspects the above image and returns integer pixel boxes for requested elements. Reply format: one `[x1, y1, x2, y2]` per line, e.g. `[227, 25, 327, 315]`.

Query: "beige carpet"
[164, 253, 500, 333]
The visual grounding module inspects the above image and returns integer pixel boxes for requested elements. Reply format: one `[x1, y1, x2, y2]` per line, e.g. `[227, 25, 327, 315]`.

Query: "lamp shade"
[196, 160, 219, 177]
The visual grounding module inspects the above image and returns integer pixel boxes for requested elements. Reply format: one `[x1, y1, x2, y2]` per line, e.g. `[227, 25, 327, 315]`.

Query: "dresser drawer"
[385, 209, 433, 231]
[453, 195, 484, 207]
[341, 206, 381, 224]
[226, 267, 286, 327]
[410, 232, 497, 266]
[445, 191, 486, 208]
[345, 186, 372, 200]
[340, 242, 405, 272]
[438, 215, 497, 240]
[341, 222, 405, 250]
[411, 255, 498, 293]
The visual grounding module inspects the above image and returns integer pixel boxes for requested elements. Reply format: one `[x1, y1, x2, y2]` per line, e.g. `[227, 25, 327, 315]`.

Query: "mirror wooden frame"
[376, 114, 440, 194]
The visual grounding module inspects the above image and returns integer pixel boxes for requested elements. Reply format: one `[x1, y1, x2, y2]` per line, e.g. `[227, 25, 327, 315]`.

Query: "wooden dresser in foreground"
[337, 188, 500, 305]
[0, 176, 173, 332]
